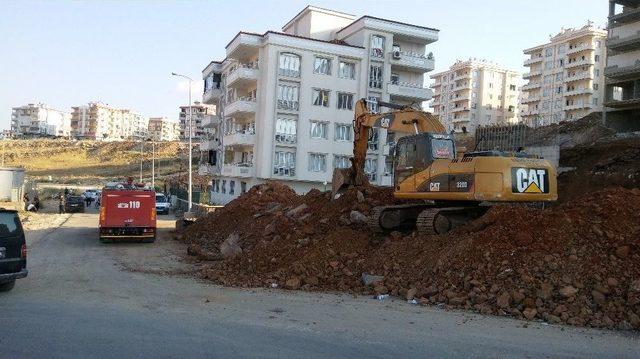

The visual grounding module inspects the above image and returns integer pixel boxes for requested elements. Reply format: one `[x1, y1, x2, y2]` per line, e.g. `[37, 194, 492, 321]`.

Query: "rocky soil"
[179, 182, 639, 331]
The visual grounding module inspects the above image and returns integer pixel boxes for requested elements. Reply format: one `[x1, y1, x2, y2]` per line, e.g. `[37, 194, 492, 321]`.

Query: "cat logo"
[378, 114, 392, 128]
[512, 168, 549, 194]
[429, 182, 440, 191]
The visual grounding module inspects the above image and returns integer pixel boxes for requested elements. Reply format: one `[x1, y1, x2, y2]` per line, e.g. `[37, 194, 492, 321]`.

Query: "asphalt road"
[1, 212, 638, 358]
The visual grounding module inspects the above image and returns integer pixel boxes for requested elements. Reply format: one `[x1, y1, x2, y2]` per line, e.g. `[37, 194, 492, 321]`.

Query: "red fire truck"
[99, 180, 156, 243]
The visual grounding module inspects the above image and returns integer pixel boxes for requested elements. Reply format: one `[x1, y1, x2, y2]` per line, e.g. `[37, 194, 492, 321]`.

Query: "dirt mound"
[558, 137, 640, 202]
[181, 183, 640, 330]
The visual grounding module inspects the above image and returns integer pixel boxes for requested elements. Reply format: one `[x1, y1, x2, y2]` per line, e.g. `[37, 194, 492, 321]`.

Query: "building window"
[222, 180, 227, 194]
[367, 128, 379, 151]
[371, 35, 385, 58]
[593, 97, 598, 106]
[544, 61, 553, 70]
[364, 158, 377, 181]
[278, 53, 301, 78]
[369, 65, 383, 89]
[334, 155, 350, 169]
[229, 180, 235, 195]
[273, 151, 296, 176]
[337, 92, 354, 110]
[312, 89, 330, 107]
[367, 96, 379, 113]
[545, 48, 553, 57]
[556, 73, 563, 81]
[275, 117, 297, 144]
[390, 73, 400, 85]
[485, 114, 491, 122]
[594, 83, 599, 90]
[509, 84, 516, 91]
[240, 181, 247, 194]
[595, 55, 600, 62]
[335, 123, 352, 141]
[595, 69, 600, 77]
[310, 120, 328, 139]
[338, 61, 356, 79]
[313, 56, 332, 75]
[277, 84, 299, 111]
[308, 153, 327, 172]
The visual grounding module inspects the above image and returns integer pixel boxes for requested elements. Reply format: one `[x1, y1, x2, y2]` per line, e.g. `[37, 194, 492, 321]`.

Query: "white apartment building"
[430, 59, 520, 134]
[10, 103, 70, 137]
[521, 23, 608, 125]
[70, 102, 148, 141]
[148, 117, 180, 141]
[604, 0, 640, 117]
[200, 6, 438, 204]
[178, 104, 215, 140]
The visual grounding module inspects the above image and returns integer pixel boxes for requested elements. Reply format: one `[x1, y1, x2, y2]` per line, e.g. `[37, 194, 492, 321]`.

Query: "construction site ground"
[178, 116, 640, 332]
[2, 208, 638, 357]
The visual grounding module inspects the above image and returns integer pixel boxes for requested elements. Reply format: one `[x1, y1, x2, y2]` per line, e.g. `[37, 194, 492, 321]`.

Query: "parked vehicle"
[155, 193, 170, 215]
[0, 209, 28, 292]
[65, 195, 85, 213]
[99, 182, 156, 243]
[83, 189, 99, 200]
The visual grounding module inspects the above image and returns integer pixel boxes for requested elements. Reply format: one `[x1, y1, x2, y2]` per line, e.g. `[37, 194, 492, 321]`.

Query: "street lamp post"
[171, 72, 193, 213]
[139, 136, 144, 183]
[151, 139, 155, 190]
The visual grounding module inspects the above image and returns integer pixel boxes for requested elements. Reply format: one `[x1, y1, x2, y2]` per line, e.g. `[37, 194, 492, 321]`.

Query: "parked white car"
[155, 193, 171, 215]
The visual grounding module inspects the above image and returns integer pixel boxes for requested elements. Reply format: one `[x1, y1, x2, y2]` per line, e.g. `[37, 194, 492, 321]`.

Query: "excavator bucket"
[331, 168, 354, 199]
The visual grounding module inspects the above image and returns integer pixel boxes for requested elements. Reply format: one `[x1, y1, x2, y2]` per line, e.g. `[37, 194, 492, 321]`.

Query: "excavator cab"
[393, 133, 456, 188]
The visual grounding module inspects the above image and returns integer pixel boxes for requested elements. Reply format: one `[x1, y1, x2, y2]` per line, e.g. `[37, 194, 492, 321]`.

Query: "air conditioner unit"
[392, 50, 401, 59]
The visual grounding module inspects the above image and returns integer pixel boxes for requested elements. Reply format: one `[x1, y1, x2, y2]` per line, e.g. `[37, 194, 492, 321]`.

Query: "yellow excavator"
[332, 98, 558, 234]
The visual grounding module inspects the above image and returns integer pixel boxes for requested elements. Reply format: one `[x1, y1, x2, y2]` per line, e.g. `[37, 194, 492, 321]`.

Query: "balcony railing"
[565, 58, 594, 69]
[524, 57, 544, 65]
[566, 43, 595, 55]
[564, 71, 592, 82]
[387, 82, 432, 100]
[275, 132, 296, 144]
[523, 71, 542, 79]
[225, 97, 257, 116]
[522, 82, 542, 90]
[222, 163, 255, 178]
[564, 88, 594, 97]
[521, 96, 541, 104]
[389, 51, 435, 72]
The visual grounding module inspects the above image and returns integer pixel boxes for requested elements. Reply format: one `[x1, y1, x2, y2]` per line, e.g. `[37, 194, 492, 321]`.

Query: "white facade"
[430, 59, 520, 134]
[178, 104, 215, 141]
[10, 103, 70, 137]
[70, 102, 148, 141]
[200, 6, 438, 204]
[148, 117, 180, 141]
[521, 23, 608, 125]
[604, 0, 640, 114]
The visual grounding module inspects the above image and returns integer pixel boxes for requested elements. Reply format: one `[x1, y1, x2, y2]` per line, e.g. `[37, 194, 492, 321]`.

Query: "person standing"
[58, 192, 65, 214]
[23, 193, 30, 211]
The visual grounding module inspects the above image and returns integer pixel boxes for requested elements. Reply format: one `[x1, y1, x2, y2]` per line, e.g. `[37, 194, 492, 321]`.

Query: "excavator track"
[416, 207, 479, 235]
[367, 207, 386, 233]
[416, 208, 439, 235]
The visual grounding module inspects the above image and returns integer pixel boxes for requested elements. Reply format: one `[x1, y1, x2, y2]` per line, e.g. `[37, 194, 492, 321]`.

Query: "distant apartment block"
[521, 23, 607, 125]
[430, 59, 520, 134]
[604, 0, 640, 118]
[10, 103, 70, 137]
[178, 104, 215, 141]
[200, 5, 438, 204]
[148, 117, 180, 141]
[70, 102, 148, 141]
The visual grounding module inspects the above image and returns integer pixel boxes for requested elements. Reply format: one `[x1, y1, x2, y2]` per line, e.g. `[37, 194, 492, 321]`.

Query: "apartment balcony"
[226, 32, 261, 61]
[389, 51, 435, 72]
[431, 81, 442, 89]
[223, 130, 256, 147]
[605, 60, 640, 80]
[607, 31, 640, 53]
[199, 139, 220, 151]
[521, 82, 542, 91]
[380, 175, 393, 187]
[521, 96, 541, 104]
[222, 163, 255, 178]
[201, 114, 220, 128]
[523, 71, 542, 79]
[609, 5, 640, 27]
[565, 58, 595, 69]
[564, 88, 594, 97]
[520, 108, 540, 116]
[226, 64, 259, 88]
[564, 103, 591, 111]
[454, 82, 472, 91]
[452, 94, 470, 102]
[452, 116, 470, 123]
[566, 43, 596, 55]
[198, 164, 219, 176]
[452, 106, 470, 113]
[454, 72, 471, 81]
[564, 71, 592, 83]
[387, 82, 432, 101]
[225, 97, 257, 117]
[524, 57, 544, 66]
[202, 87, 222, 104]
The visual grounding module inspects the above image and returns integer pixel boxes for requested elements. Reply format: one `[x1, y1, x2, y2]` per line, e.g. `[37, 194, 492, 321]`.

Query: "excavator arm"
[332, 98, 444, 197]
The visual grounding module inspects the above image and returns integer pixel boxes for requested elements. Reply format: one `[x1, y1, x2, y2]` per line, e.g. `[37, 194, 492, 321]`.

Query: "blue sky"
[0, 0, 606, 129]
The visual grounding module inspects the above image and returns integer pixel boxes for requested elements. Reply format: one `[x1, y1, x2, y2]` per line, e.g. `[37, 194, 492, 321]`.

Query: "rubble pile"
[181, 182, 639, 330]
